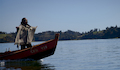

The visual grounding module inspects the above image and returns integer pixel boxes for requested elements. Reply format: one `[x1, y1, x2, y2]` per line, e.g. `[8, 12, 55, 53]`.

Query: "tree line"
[0, 25, 120, 43]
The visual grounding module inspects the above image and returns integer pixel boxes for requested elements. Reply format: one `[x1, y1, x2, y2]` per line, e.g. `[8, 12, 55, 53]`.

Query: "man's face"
[23, 18, 28, 24]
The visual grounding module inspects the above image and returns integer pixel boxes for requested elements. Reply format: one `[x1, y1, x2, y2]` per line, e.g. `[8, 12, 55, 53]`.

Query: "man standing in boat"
[15, 18, 37, 50]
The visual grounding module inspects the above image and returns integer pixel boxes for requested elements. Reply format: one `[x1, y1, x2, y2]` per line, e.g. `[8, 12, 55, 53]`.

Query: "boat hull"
[0, 34, 59, 60]
[25, 46, 56, 60]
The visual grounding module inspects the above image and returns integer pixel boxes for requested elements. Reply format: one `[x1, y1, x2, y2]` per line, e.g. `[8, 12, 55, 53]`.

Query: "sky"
[0, 0, 120, 33]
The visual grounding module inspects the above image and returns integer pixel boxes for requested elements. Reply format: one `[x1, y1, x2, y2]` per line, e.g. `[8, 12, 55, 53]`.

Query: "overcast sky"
[0, 0, 120, 33]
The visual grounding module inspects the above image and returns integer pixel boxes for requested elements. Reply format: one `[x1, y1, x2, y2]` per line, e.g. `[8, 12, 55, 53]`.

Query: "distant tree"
[0, 31, 6, 34]
[106, 27, 109, 30]
[94, 28, 98, 32]
[115, 25, 117, 28]
[90, 29, 93, 32]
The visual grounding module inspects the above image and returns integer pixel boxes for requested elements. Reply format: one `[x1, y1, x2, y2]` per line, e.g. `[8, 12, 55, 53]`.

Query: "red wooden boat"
[0, 34, 59, 60]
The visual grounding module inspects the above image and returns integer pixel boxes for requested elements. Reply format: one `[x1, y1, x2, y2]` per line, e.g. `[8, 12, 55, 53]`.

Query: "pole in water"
[8, 48, 10, 51]
[6, 48, 7, 52]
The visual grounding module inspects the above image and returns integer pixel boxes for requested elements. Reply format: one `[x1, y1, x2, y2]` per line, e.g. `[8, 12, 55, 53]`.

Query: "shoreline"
[0, 38, 120, 43]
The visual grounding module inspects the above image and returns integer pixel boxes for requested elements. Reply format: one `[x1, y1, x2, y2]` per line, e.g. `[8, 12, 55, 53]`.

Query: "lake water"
[0, 39, 120, 70]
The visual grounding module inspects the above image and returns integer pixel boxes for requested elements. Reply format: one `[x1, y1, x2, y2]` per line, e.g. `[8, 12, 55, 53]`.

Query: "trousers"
[21, 44, 32, 50]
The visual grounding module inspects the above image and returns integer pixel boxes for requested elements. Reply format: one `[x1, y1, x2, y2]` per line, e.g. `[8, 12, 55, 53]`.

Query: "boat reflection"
[0, 60, 55, 70]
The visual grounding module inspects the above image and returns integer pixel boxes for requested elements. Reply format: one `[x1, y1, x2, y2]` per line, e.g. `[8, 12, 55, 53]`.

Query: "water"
[0, 39, 120, 70]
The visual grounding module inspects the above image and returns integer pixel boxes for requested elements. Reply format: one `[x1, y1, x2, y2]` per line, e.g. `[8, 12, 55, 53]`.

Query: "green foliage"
[0, 33, 16, 43]
[0, 34, 7, 39]
[81, 26, 120, 39]
[0, 26, 120, 43]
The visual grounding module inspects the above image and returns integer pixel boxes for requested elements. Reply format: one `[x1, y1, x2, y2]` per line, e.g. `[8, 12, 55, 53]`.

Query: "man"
[15, 18, 37, 50]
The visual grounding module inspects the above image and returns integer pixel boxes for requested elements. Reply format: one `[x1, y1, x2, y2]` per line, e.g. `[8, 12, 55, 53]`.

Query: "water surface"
[0, 39, 120, 70]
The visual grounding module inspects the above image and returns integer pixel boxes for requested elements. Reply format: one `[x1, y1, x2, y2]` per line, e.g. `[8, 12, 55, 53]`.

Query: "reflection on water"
[0, 60, 55, 70]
